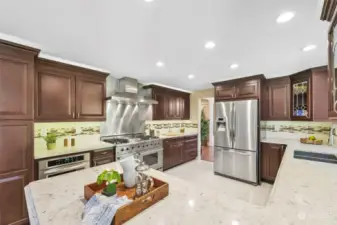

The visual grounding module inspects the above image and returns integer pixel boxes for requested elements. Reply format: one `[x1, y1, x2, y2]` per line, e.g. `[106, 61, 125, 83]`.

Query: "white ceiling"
[0, 0, 330, 91]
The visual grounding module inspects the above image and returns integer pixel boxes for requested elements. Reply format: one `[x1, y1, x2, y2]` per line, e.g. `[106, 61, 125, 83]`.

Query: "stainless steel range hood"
[106, 77, 158, 105]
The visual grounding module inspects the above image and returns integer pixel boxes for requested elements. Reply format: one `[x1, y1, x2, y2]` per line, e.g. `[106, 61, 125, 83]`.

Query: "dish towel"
[82, 194, 132, 225]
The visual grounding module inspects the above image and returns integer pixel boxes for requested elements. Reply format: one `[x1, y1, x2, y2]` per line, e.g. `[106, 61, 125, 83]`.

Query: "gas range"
[102, 134, 163, 170]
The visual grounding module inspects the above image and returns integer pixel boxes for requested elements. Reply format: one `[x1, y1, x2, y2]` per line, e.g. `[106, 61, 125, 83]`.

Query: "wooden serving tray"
[84, 176, 169, 225]
[300, 138, 323, 145]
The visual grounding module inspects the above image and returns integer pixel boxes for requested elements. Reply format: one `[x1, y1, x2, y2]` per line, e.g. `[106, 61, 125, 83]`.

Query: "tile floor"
[165, 160, 273, 206]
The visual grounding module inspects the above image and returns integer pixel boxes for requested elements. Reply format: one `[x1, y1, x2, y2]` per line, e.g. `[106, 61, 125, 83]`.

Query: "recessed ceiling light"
[205, 41, 216, 49]
[156, 61, 164, 68]
[302, 45, 317, 52]
[276, 12, 295, 24]
[144, 0, 154, 2]
[230, 64, 239, 69]
[188, 74, 195, 79]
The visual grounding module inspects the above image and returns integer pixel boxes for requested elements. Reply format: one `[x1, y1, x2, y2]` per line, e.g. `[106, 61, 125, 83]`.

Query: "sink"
[294, 150, 337, 164]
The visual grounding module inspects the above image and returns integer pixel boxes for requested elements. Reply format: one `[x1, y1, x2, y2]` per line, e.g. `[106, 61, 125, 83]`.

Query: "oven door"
[39, 162, 90, 179]
[140, 148, 163, 171]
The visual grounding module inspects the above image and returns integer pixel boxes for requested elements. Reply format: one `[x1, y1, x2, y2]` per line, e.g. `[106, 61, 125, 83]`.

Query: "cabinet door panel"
[236, 81, 258, 99]
[268, 82, 290, 120]
[215, 85, 235, 100]
[0, 171, 28, 225]
[0, 53, 34, 120]
[36, 71, 75, 121]
[0, 121, 33, 175]
[76, 77, 105, 121]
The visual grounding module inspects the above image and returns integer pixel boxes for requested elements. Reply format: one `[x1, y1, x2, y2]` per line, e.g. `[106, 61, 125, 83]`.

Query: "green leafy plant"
[200, 110, 210, 147]
[97, 169, 121, 196]
[43, 133, 57, 144]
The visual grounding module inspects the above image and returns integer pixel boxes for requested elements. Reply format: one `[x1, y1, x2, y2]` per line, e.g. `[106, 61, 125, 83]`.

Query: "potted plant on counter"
[97, 169, 121, 197]
[43, 133, 57, 150]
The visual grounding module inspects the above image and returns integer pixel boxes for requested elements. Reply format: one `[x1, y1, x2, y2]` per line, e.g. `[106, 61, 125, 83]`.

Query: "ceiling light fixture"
[276, 12, 295, 24]
[205, 41, 216, 49]
[156, 61, 164, 68]
[230, 64, 239, 69]
[302, 45, 317, 52]
[188, 74, 195, 79]
[144, 0, 154, 2]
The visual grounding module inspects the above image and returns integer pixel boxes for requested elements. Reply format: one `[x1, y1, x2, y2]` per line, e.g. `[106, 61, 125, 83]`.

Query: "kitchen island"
[25, 139, 337, 225]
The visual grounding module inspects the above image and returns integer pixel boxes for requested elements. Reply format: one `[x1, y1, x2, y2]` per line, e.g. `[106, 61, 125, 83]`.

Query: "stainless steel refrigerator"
[214, 99, 259, 184]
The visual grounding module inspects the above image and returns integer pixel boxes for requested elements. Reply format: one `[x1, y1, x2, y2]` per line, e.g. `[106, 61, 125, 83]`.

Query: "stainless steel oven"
[139, 148, 163, 171]
[38, 153, 90, 179]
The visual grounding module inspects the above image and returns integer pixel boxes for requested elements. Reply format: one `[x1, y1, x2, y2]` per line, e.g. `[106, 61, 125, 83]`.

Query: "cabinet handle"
[101, 152, 108, 155]
[72, 112, 75, 118]
[77, 112, 80, 118]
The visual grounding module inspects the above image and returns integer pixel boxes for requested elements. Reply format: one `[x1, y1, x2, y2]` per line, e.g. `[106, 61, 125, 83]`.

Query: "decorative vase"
[46, 142, 56, 150]
[102, 183, 117, 197]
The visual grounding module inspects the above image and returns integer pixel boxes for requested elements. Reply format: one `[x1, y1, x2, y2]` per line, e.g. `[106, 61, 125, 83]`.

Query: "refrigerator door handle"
[232, 102, 236, 147]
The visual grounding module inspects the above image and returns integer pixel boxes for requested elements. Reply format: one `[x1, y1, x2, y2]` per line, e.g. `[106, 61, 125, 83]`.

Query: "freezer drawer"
[214, 147, 257, 183]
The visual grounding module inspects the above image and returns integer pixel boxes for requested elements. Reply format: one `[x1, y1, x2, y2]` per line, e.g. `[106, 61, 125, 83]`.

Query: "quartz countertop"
[34, 135, 115, 160]
[26, 138, 337, 224]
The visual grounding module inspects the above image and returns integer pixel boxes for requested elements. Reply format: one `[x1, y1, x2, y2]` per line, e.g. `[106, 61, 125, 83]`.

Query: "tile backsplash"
[34, 122, 100, 138]
[145, 120, 198, 136]
[261, 121, 333, 144]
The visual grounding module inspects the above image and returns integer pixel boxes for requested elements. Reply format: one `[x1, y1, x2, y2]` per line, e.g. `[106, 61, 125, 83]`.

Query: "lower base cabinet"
[261, 143, 286, 183]
[163, 135, 197, 171]
[0, 170, 29, 225]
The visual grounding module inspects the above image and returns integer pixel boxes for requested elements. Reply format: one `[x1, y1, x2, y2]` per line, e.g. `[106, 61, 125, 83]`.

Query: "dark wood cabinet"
[35, 59, 108, 122]
[0, 170, 29, 225]
[264, 77, 291, 120]
[163, 135, 197, 170]
[290, 67, 328, 121]
[0, 42, 37, 120]
[213, 75, 264, 101]
[0, 40, 37, 225]
[215, 84, 235, 100]
[35, 69, 76, 120]
[146, 85, 190, 120]
[261, 143, 285, 183]
[76, 76, 106, 121]
[91, 149, 115, 167]
[0, 120, 33, 224]
[235, 80, 259, 99]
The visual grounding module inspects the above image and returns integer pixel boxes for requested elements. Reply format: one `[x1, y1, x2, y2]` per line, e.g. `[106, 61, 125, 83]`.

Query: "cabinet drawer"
[184, 140, 197, 150]
[92, 157, 113, 167]
[92, 150, 113, 159]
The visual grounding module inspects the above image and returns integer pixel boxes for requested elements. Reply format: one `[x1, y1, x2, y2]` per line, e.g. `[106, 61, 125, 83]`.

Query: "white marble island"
[26, 139, 337, 225]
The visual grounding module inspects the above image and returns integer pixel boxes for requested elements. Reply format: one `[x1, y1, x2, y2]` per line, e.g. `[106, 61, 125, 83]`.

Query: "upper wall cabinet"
[0, 42, 39, 120]
[212, 75, 265, 101]
[145, 85, 190, 120]
[290, 67, 328, 121]
[35, 59, 108, 122]
[263, 77, 291, 121]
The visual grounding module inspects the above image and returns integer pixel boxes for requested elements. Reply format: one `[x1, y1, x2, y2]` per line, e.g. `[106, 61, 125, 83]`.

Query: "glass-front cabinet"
[290, 71, 312, 120]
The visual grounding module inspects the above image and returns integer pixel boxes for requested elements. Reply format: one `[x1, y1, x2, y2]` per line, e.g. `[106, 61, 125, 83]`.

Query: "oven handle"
[139, 148, 163, 156]
[44, 162, 89, 175]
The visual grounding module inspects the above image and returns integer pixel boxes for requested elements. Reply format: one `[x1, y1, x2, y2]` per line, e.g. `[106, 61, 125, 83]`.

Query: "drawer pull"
[101, 152, 108, 155]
